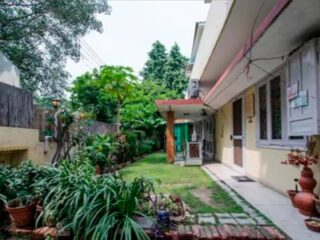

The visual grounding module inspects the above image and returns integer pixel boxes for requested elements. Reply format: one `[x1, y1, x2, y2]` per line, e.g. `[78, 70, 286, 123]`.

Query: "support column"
[166, 111, 175, 163]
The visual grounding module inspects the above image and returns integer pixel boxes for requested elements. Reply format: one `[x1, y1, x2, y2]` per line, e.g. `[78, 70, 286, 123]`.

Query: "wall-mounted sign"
[291, 90, 308, 108]
[287, 83, 298, 100]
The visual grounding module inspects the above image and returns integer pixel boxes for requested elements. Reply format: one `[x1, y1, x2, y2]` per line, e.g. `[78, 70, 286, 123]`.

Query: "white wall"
[0, 51, 20, 87]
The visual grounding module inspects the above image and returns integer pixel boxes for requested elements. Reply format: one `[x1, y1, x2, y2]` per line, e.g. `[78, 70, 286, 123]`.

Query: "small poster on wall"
[287, 83, 298, 100]
[291, 90, 308, 108]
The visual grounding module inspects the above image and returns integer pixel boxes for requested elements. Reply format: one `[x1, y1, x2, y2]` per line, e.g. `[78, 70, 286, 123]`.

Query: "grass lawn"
[121, 152, 243, 214]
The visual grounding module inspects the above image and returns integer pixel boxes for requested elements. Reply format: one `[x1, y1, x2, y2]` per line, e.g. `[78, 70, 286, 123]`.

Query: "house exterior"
[156, 0, 320, 195]
[0, 51, 56, 166]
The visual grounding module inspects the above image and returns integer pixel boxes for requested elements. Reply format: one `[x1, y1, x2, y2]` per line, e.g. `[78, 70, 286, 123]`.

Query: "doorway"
[232, 97, 244, 170]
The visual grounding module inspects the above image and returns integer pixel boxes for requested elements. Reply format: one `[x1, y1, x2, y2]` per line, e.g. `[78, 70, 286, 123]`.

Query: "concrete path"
[203, 163, 320, 240]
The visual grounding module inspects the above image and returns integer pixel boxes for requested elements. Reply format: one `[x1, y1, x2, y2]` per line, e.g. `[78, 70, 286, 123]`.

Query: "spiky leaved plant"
[42, 159, 155, 240]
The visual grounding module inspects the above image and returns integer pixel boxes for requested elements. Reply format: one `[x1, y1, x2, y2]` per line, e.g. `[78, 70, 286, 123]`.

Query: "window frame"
[255, 69, 306, 149]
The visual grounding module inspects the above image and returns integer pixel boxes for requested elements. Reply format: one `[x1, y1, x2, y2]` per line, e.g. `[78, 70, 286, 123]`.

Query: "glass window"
[259, 85, 267, 139]
[270, 77, 282, 139]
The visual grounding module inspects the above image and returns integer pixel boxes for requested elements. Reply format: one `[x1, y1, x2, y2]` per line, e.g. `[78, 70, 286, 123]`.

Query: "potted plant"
[281, 139, 319, 216]
[6, 197, 36, 228]
[5, 160, 47, 228]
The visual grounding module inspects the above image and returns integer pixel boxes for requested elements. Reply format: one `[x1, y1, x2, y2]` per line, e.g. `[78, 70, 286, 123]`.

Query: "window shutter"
[286, 38, 319, 136]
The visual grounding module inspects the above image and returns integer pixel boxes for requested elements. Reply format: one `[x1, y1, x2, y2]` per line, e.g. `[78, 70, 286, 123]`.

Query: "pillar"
[166, 111, 175, 163]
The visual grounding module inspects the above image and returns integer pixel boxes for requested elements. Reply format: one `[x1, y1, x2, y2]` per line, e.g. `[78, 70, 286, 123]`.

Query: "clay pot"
[299, 167, 317, 191]
[287, 190, 298, 207]
[6, 200, 36, 228]
[294, 167, 317, 216]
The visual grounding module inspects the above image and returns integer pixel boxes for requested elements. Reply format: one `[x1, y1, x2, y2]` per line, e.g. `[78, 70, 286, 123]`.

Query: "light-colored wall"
[215, 86, 320, 195]
[0, 51, 20, 87]
[0, 126, 56, 166]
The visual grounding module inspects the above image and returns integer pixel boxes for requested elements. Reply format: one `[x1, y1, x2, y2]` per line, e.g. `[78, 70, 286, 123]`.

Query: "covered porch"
[155, 99, 215, 165]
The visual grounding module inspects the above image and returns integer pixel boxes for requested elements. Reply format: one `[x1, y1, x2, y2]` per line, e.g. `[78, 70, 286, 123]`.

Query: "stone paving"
[202, 163, 320, 240]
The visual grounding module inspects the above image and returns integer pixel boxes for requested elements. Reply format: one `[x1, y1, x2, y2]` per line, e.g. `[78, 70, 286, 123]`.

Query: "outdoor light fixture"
[51, 99, 61, 109]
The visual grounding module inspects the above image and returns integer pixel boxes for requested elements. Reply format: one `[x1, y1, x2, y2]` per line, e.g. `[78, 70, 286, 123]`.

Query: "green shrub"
[42, 160, 155, 240]
[81, 134, 116, 167]
[122, 131, 138, 160]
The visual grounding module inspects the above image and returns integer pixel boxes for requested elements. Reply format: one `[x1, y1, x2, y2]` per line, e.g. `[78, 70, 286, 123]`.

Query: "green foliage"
[70, 66, 137, 126]
[164, 43, 189, 96]
[0, 0, 110, 97]
[71, 72, 117, 123]
[42, 160, 155, 240]
[141, 41, 189, 96]
[81, 134, 117, 167]
[0, 161, 56, 207]
[140, 41, 167, 83]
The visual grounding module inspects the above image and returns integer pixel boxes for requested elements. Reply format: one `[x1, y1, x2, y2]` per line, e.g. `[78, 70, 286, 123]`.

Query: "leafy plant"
[81, 134, 116, 168]
[41, 159, 156, 240]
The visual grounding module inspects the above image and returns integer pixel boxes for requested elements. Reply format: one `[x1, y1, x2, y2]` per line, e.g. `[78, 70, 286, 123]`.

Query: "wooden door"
[232, 98, 243, 167]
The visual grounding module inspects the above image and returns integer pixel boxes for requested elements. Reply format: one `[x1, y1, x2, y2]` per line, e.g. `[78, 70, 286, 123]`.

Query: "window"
[256, 74, 305, 148]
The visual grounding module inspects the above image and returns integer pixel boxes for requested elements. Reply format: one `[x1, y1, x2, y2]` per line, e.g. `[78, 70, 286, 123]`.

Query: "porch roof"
[155, 99, 214, 121]
[195, 0, 320, 109]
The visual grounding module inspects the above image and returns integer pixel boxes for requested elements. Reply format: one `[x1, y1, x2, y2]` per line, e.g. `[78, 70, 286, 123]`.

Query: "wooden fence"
[0, 81, 34, 128]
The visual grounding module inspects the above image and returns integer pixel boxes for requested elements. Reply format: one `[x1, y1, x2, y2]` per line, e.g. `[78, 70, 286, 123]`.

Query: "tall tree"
[70, 71, 117, 123]
[100, 66, 137, 132]
[140, 41, 167, 83]
[164, 43, 188, 96]
[0, 0, 110, 97]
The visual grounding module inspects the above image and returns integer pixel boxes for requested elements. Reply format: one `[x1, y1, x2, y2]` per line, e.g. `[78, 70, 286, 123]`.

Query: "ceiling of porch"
[155, 99, 214, 121]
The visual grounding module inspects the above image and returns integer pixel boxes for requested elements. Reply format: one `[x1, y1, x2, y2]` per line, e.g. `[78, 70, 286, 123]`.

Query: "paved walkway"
[202, 163, 320, 240]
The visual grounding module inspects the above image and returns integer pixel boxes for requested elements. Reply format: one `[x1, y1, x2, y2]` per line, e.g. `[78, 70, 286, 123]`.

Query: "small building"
[156, 0, 320, 195]
[0, 51, 56, 166]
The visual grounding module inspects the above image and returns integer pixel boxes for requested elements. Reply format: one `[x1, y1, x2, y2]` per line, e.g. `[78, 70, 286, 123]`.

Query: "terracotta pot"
[299, 167, 317, 192]
[6, 201, 36, 228]
[287, 190, 298, 208]
[294, 167, 317, 216]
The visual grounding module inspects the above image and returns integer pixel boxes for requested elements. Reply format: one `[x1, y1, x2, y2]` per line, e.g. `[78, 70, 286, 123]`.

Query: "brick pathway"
[169, 224, 287, 240]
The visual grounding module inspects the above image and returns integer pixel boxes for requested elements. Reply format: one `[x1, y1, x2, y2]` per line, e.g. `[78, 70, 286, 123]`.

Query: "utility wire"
[81, 45, 103, 67]
[81, 39, 106, 65]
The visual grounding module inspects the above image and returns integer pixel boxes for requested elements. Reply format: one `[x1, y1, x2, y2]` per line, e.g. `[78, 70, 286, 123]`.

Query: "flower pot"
[287, 190, 299, 208]
[305, 219, 320, 232]
[294, 167, 317, 216]
[6, 200, 36, 228]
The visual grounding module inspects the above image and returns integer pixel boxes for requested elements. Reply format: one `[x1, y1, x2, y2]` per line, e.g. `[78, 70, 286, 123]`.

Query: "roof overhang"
[203, 0, 320, 109]
[155, 99, 214, 121]
[191, 0, 278, 97]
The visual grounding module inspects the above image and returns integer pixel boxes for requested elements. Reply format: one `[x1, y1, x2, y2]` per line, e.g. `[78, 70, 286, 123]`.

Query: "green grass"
[121, 152, 243, 214]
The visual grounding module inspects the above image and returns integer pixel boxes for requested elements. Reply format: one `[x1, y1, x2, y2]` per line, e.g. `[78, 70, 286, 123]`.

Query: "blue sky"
[66, 0, 209, 81]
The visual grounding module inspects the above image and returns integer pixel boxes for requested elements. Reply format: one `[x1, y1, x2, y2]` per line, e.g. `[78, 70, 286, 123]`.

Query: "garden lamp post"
[51, 99, 61, 109]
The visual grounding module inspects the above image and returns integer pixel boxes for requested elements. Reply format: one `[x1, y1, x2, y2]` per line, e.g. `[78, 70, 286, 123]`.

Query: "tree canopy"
[0, 0, 110, 97]
[70, 65, 179, 135]
[140, 41, 167, 84]
[164, 43, 188, 96]
[141, 41, 189, 97]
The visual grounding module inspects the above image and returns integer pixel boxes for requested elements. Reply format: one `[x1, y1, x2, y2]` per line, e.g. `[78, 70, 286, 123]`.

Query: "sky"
[65, 0, 210, 81]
